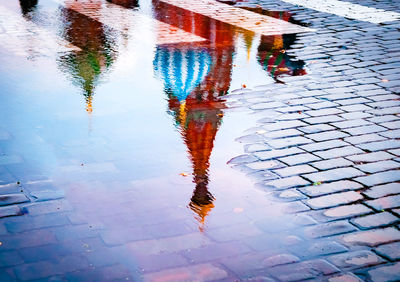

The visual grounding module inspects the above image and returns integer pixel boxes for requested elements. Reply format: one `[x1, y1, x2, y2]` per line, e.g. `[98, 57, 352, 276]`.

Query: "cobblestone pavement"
[224, 0, 400, 280]
[1, 0, 400, 281]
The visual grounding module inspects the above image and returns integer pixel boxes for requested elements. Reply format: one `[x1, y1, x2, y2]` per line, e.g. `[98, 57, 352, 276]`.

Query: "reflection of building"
[57, 0, 118, 113]
[154, 45, 227, 230]
[153, 0, 236, 230]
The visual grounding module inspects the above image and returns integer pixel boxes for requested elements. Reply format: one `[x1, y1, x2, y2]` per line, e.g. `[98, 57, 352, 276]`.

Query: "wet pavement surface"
[0, 0, 400, 281]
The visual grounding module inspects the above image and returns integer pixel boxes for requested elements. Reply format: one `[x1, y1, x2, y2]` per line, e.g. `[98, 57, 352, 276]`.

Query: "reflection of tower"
[57, 0, 117, 114]
[153, 0, 235, 230]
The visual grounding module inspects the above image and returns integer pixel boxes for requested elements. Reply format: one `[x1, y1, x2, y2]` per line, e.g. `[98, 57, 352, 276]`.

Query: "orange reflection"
[153, 0, 235, 231]
[57, 0, 118, 114]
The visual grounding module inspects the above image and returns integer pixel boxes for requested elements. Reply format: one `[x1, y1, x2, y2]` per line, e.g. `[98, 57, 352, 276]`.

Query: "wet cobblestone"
[1, 0, 400, 280]
[221, 0, 400, 279]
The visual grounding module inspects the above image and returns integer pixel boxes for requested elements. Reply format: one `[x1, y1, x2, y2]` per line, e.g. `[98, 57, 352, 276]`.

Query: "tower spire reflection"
[153, 0, 235, 230]
[57, 0, 118, 115]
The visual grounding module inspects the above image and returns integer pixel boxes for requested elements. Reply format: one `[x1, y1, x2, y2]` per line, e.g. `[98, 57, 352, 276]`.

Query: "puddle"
[0, 0, 312, 277]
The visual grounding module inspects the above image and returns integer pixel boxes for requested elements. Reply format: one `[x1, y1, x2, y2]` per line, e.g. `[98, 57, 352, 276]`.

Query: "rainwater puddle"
[0, 0, 313, 278]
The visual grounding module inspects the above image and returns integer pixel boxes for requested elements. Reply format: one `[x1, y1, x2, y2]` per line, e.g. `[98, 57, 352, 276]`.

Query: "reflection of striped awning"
[153, 46, 212, 102]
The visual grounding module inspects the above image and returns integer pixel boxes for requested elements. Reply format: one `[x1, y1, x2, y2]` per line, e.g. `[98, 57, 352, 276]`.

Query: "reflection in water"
[153, 0, 236, 230]
[153, 48, 212, 102]
[57, 0, 118, 114]
[153, 0, 306, 229]
[17, 0, 307, 229]
[246, 9, 307, 81]
[154, 46, 231, 231]
[258, 34, 306, 81]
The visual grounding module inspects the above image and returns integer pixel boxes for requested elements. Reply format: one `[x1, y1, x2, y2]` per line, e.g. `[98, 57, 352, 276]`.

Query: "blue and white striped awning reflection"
[153, 46, 212, 102]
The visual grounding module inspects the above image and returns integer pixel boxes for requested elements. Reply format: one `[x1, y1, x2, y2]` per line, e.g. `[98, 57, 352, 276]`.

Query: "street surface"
[0, 0, 400, 281]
